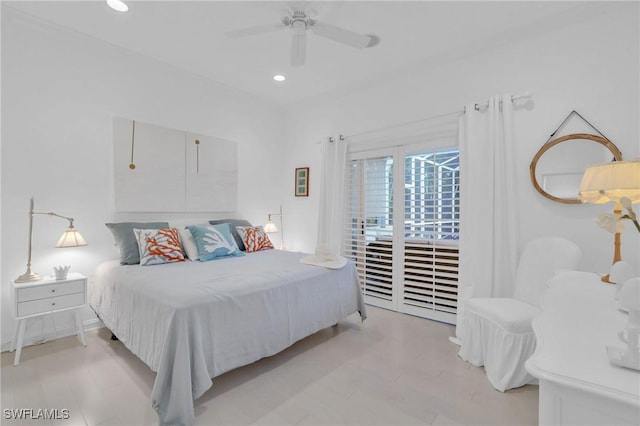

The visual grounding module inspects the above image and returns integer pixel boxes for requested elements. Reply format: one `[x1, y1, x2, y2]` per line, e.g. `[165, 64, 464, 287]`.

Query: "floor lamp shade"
[264, 221, 278, 233]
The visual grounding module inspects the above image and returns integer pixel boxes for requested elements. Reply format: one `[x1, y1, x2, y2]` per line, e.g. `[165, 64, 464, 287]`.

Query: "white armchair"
[458, 237, 582, 391]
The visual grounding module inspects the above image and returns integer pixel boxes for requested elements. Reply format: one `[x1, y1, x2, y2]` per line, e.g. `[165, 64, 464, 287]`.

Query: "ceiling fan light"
[291, 20, 307, 33]
[107, 0, 128, 13]
[273, 74, 286, 82]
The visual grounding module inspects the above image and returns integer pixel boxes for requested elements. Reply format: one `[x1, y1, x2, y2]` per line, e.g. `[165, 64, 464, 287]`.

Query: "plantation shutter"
[402, 150, 459, 324]
[344, 151, 395, 310]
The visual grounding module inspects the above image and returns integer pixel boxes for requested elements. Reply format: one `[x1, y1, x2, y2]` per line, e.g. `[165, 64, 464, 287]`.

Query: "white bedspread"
[90, 249, 366, 426]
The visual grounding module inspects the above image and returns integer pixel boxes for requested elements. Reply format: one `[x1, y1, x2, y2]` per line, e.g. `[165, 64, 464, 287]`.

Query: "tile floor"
[1, 306, 538, 425]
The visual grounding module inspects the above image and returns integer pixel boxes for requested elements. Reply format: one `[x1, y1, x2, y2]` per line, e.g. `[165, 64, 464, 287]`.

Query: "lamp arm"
[33, 211, 75, 226]
[267, 205, 284, 220]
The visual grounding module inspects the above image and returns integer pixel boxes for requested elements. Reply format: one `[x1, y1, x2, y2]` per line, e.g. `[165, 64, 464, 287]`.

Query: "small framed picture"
[295, 167, 309, 197]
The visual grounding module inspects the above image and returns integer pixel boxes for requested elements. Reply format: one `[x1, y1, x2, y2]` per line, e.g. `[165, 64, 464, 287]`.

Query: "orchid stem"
[621, 214, 640, 233]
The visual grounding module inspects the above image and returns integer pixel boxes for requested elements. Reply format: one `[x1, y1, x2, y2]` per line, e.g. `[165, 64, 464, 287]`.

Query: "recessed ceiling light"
[273, 74, 286, 82]
[107, 0, 129, 12]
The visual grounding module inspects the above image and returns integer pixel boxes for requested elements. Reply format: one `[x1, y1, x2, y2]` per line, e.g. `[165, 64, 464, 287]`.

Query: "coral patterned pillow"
[236, 226, 274, 253]
[134, 228, 185, 266]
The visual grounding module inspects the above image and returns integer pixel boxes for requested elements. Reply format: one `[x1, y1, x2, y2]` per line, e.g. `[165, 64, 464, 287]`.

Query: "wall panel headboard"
[113, 117, 237, 212]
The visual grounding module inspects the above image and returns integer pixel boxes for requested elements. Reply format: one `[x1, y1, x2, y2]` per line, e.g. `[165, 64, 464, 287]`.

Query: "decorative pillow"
[106, 221, 169, 265]
[179, 228, 199, 261]
[236, 226, 274, 253]
[208, 219, 252, 251]
[187, 223, 245, 262]
[134, 228, 185, 266]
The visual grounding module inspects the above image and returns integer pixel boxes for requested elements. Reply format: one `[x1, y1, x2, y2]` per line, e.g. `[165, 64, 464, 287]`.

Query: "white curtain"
[455, 94, 519, 340]
[301, 136, 349, 269]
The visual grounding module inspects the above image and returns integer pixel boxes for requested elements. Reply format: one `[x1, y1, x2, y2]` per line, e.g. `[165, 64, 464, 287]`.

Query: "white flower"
[596, 212, 625, 233]
[620, 197, 632, 210]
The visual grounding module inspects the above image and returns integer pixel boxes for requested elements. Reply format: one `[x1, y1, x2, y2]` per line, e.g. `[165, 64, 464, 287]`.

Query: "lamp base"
[601, 274, 616, 285]
[15, 271, 42, 283]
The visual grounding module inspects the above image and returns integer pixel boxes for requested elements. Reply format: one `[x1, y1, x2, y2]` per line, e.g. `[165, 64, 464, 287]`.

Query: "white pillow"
[179, 228, 199, 261]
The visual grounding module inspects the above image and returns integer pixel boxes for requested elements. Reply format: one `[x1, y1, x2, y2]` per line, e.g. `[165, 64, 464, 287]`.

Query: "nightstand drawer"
[16, 279, 84, 302]
[17, 292, 85, 317]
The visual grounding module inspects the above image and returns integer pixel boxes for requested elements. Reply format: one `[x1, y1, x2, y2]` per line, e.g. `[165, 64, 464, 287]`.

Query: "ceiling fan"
[225, 5, 380, 67]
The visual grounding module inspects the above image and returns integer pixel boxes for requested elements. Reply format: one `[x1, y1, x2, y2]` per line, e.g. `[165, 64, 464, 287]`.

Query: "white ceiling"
[4, 1, 615, 105]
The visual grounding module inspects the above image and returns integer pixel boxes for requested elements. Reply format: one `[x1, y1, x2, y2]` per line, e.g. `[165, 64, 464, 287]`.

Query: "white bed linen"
[90, 249, 365, 426]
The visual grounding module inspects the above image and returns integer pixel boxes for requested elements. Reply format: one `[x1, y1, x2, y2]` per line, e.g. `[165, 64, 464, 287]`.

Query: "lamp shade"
[579, 160, 640, 204]
[264, 221, 278, 233]
[56, 226, 88, 248]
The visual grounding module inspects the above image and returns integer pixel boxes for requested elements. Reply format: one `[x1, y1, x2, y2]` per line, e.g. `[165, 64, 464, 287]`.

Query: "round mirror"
[530, 133, 622, 204]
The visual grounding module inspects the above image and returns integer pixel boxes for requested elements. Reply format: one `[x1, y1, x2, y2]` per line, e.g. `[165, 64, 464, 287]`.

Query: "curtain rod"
[344, 91, 532, 140]
[473, 92, 532, 111]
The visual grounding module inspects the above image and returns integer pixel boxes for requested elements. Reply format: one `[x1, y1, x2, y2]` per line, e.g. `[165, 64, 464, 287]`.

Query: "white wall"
[282, 5, 640, 276]
[1, 9, 286, 348]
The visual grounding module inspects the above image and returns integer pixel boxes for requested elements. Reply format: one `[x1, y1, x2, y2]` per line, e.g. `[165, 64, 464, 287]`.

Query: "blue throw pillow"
[187, 223, 245, 262]
[208, 219, 252, 251]
[106, 221, 170, 265]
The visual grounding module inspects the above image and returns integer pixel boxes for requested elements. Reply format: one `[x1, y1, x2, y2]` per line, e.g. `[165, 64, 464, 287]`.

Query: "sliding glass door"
[345, 144, 460, 324]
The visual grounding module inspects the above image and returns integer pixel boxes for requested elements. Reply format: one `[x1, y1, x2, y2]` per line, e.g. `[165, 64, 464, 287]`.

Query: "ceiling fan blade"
[291, 30, 307, 67]
[311, 22, 373, 49]
[225, 23, 284, 39]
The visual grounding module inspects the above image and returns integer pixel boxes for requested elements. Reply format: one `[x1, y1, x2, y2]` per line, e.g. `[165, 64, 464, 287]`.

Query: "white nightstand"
[11, 272, 87, 366]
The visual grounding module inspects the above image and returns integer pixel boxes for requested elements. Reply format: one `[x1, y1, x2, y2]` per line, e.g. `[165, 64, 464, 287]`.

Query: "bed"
[89, 249, 366, 426]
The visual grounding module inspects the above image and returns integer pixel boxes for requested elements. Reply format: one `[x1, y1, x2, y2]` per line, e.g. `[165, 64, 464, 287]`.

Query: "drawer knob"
[52, 302, 56, 306]
[51, 289, 56, 293]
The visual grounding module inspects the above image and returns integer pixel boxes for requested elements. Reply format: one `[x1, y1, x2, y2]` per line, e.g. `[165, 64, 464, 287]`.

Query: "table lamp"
[579, 160, 640, 283]
[15, 197, 88, 283]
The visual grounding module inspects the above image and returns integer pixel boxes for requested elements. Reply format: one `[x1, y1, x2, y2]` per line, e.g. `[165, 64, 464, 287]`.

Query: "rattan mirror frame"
[529, 133, 622, 204]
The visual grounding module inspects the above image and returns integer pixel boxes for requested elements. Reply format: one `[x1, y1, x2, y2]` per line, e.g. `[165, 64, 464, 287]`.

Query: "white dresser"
[525, 271, 640, 425]
[11, 272, 87, 365]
